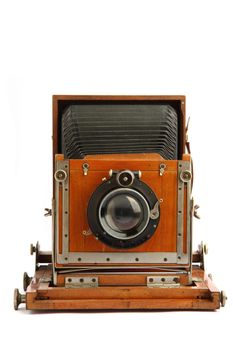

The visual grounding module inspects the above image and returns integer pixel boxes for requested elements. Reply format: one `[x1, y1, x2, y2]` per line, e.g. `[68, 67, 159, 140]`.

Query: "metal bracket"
[82, 163, 89, 175]
[147, 276, 180, 288]
[65, 276, 99, 288]
[159, 163, 166, 176]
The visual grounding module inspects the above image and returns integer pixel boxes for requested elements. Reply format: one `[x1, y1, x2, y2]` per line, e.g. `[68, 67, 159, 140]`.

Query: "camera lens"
[105, 194, 143, 233]
[99, 188, 150, 240]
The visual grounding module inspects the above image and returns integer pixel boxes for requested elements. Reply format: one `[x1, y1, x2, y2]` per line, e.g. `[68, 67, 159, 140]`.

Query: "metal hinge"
[147, 276, 180, 288]
[65, 276, 98, 288]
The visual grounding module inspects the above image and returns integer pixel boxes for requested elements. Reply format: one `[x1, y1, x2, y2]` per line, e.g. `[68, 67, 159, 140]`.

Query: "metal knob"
[203, 244, 208, 255]
[30, 244, 36, 255]
[23, 272, 32, 291]
[220, 290, 227, 307]
[14, 289, 26, 310]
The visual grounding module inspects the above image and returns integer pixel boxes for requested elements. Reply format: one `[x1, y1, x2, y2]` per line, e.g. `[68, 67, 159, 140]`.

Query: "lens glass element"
[99, 188, 150, 240]
[105, 194, 143, 233]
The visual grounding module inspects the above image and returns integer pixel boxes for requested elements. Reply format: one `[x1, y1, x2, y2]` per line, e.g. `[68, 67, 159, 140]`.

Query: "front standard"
[14, 95, 227, 311]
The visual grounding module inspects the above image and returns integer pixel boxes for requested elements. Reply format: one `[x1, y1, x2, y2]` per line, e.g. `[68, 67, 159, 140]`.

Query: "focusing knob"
[116, 170, 135, 187]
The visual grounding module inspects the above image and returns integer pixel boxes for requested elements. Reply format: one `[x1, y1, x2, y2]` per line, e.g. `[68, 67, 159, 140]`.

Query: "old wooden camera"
[14, 95, 226, 310]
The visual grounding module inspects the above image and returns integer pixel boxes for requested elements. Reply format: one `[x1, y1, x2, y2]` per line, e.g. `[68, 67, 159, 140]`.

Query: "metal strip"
[65, 276, 99, 288]
[57, 252, 178, 264]
[62, 160, 69, 255]
[177, 161, 184, 259]
[54, 159, 69, 264]
[177, 160, 192, 266]
[147, 276, 180, 288]
[186, 178, 191, 263]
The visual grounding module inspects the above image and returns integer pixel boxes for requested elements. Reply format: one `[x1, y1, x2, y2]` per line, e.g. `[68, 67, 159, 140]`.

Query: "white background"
[0, 0, 232, 349]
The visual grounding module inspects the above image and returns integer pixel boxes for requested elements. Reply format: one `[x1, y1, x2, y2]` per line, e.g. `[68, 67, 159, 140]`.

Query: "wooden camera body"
[14, 95, 226, 311]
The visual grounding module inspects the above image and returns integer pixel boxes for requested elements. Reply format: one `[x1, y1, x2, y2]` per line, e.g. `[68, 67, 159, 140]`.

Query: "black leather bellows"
[61, 104, 178, 160]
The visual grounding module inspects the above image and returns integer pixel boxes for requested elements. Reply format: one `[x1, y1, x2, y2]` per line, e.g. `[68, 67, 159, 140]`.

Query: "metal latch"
[82, 163, 89, 176]
[159, 163, 166, 176]
[147, 276, 180, 288]
[65, 276, 98, 288]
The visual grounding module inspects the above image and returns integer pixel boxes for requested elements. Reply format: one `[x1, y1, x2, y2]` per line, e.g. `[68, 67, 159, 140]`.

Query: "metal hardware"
[220, 290, 227, 307]
[14, 289, 26, 310]
[208, 273, 213, 281]
[82, 163, 89, 175]
[82, 229, 92, 236]
[116, 170, 135, 187]
[57, 252, 184, 265]
[177, 161, 192, 265]
[159, 163, 166, 176]
[198, 241, 206, 269]
[194, 204, 200, 219]
[65, 276, 99, 288]
[30, 243, 36, 255]
[39, 277, 52, 283]
[192, 277, 202, 283]
[23, 272, 32, 291]
[180, 170, 192, 183]
[44, 208, 52, 217]
[54, 169, 67, 182]
[147, 276, 180, 288]
[150, 201, 159, 220]
[204, 243, 208, 255]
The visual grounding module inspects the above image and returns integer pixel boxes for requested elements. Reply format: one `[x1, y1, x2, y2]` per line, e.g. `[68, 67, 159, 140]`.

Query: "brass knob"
[23, 272, 32, 291]
[30, 244, 36, 255]
[14, 289, 26, 310]
[203, 244, 208, 255]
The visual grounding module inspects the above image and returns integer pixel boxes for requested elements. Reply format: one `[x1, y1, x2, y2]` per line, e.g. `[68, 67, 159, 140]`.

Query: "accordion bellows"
[61, 104, 178, 160]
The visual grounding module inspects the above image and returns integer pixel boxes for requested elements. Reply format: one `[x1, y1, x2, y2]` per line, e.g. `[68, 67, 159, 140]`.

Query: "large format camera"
[14, 95, 226, 311]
